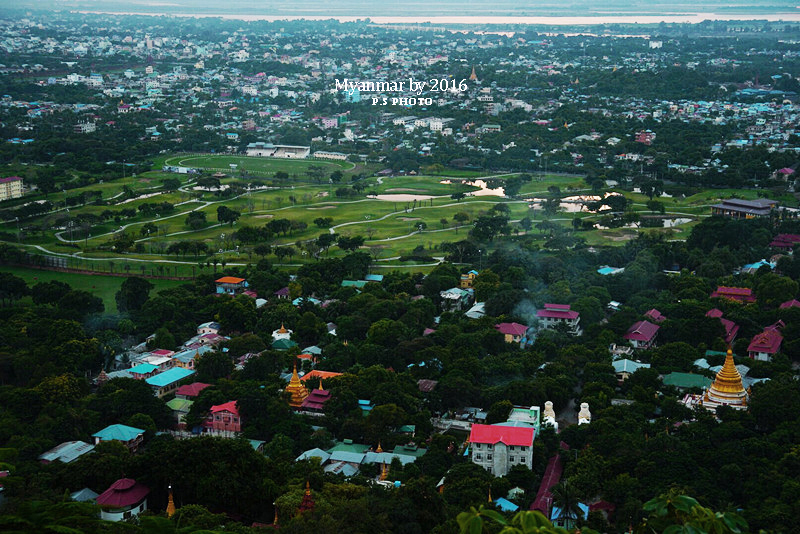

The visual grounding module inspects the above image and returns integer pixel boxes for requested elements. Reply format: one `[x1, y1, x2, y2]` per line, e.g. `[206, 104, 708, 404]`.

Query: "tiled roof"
[495, 322, 529, 336]
[210, 401, 239, 416]
[175, 382, 211, 397]
[623, 320, 659, 342]
[96, 479, 149, 508]
[469, 423, 534, 447]
[748, 327, 783, 354]
[537, 304, 579, 320]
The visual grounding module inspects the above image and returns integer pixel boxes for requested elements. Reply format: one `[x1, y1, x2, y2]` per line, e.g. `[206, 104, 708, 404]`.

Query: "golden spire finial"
[376, 441, 383, 453]
[318, 378, 324, 391]
[304, 480, 311, 496]
[279, 323, 287, 334]
[166, 485, 176, 518]
[380, 462, 388, 481]
[488, 487, 492, 502]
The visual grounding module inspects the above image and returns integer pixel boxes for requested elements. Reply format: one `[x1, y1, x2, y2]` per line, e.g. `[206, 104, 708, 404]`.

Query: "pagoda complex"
[701, 348, 748, 411]
[286, 363, 309, 408]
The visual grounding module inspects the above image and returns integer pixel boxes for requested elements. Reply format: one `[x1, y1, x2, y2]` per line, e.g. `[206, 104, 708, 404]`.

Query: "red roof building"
[206, 401, 241, 433]
[96, 478, 150, 521]
[779, 299, 800, 309]
[710, 286, 756, 303]
[495, 322, 530, 344]
[175, 382, 211, 399]
[748, 322, 784, 361]
[468, 424, 535, 476]
[643, 309, 666, 323]
[770, 234, 800, 250]
[536, 304, 582, 335]
[623, 320, 660, 349]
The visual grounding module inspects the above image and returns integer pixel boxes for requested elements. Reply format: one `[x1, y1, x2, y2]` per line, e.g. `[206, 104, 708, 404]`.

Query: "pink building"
[206, 401, 241, 433]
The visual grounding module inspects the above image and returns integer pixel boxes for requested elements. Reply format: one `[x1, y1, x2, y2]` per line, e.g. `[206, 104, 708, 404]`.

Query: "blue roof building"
[145, 367, 195, 398]
[92, 424, 145, 452]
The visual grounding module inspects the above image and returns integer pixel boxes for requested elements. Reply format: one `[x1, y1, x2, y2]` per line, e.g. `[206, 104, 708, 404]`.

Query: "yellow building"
[702, 349, 748, 411]
[0, 176, 23, 201]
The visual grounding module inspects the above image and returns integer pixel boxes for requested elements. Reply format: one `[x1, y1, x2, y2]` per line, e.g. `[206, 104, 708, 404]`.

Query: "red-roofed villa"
[468, 424, 535, 476]
[96, 478, 149, 521]
[623, 320, 660, 349]
[206, 401, 241, 433]
[643, 309, 666, 323]
[780, 299, 800, 309]
[748, 322, 784, 361]
[536, 304, 582, 335]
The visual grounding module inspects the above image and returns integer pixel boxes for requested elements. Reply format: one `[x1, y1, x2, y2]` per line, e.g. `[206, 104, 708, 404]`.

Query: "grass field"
[4, 152, 776, 281]
[0, 265, 187, 314]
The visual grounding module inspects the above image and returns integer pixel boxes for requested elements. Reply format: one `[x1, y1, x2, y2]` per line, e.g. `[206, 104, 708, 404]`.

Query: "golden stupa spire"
[376, 441, 383, 453]
[286, 362, 309, 408]
[166, 485, 176, 518]
[469, 66, 477, 81]
[711, 348, 746, 394]
[304, 480, 312, 496]
[702, 348, 748, 411]
[279, 323, 288, 334]
[318, 378, 324, 392]
[488, 487, 492, 502]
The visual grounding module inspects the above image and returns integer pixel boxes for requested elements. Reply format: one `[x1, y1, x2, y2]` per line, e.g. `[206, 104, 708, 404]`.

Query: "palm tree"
[550, 481, 583, 529]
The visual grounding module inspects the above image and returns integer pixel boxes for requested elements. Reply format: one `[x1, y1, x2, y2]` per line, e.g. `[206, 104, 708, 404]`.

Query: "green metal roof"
[166, 398, 194, 412]
[662, 372, 712, 389]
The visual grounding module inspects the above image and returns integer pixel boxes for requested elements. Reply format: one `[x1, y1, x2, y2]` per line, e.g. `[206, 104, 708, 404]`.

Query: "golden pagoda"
[380, 462, 388, 481]
[286, 363, 309, 408]
[166, 485, 176, 518]
[469, 66, 478, 81]
[701, 348, 748, 411]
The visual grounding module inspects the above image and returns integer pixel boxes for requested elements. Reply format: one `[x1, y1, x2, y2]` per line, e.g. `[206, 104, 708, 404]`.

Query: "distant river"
[77, 11, 800, 24]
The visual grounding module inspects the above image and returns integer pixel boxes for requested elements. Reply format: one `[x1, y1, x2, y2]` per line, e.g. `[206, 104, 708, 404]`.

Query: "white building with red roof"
[468, 424, 535, 476]
[536, 304, 582, 335]
[96, 478, 149, 521]
[748, 322, 784, 361]
[623, 320, 659, 349]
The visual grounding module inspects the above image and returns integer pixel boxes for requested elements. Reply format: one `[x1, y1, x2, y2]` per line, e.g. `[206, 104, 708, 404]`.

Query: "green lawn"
[0, 265, 188, 314]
